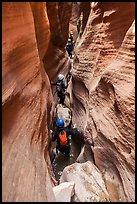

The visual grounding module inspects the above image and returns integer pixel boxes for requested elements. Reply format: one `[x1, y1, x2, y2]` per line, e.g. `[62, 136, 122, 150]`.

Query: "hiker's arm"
[50, 130, 57, 141]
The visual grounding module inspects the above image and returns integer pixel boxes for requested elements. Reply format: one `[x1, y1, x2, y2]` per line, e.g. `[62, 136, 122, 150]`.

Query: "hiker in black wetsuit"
[56, 74, 68, 104]
[51, 74, 68, 104]
[51, 119, 77, 157]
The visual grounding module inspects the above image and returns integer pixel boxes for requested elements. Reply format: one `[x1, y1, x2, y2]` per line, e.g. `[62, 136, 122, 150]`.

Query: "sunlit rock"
[72, 2, 135, 201]
[56, 104, 72, 127]
[53, 181, 75, 202]
[60, 161, 110, 202]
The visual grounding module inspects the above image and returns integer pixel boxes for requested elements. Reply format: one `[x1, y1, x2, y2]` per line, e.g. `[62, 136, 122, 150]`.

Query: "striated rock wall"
[43, 2, 72, 81]
[69, 2, 91, 42]
[2, 2, 55, 202]
[72, 2, 135, 202]
[43, 2, 72, 119]
[2, 1, 135, 202]
[2, 2, 73, 202]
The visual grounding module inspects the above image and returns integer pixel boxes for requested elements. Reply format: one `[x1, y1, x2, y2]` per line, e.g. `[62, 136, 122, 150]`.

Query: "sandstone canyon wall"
[2, 2, 55, 202]
[2, 2, 135, 202]
[72, 2, 135, 202]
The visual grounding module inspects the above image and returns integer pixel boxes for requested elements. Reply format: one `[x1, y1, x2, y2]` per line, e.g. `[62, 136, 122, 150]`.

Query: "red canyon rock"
[2, 2, 55, 202]
[72, 2, 135, 202]
[2, 2, 135, 202]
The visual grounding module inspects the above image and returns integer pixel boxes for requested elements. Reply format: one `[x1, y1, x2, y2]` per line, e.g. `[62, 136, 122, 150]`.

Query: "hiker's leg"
[60, 94, 65, 104]
[67, 50, 71, 58]
[62, 95, 65, 104]
[64, 146, 70, 157]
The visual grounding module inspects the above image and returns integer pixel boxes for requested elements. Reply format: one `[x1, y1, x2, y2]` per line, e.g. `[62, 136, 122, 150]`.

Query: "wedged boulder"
[53, 181, 75, 202]
[60, 161, 110, 202]
[56, 104, 72, 127]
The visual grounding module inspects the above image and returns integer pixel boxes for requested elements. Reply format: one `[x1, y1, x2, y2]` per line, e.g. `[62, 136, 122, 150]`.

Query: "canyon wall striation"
[72, 2, 135, 202]
[2, 2, 135, 202]
[2, 2, 73, 202]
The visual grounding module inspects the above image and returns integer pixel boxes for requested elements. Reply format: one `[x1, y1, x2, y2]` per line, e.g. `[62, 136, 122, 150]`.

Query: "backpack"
[59, 130, 68, 146]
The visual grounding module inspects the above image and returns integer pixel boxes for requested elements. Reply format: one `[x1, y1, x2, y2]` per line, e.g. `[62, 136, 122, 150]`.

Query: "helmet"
[56, 119, 64, 128]
[68, 38, 71, 42]
[58, 74, 64, 80]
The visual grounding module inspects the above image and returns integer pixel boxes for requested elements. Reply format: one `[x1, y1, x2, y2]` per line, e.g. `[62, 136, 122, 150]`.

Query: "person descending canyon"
[69, 30, 74, 44]
[56, 74, 68, 104]
[66, 39, 73, 59]
[66, 31, 74, 59]
[51, 74, 68, 104]
[50, 119, 77, 157]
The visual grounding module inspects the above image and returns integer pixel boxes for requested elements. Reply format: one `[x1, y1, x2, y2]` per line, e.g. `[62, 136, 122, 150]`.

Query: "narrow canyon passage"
[2, 2, 135, 202]
[49, 58, 85, 183]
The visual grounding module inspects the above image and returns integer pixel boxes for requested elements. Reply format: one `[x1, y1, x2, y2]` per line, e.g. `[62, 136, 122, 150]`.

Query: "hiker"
[56, 74, 68, 104]
[51, 72, 72, 105]
[69, 30, 74, 44]
[66, 39, 73, 59]
[50, 119, 77, 157]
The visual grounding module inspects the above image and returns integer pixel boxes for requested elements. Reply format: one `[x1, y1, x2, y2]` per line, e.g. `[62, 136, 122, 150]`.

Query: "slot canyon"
[2, 2, 135, 202]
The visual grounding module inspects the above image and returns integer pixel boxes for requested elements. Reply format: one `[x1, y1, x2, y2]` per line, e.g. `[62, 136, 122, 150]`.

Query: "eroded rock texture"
[43, 2, 72, 80]
[2, 1, 135, 202]
[2, 2, 55, 202]
[2, 2, 74, 202]
[72, 2, 135, 202]
[43, 2, 73, 121]
[69, 2, 91, 41]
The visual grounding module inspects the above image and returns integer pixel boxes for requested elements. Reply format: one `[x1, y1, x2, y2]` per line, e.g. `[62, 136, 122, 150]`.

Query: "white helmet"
[58, 74, 64, 80]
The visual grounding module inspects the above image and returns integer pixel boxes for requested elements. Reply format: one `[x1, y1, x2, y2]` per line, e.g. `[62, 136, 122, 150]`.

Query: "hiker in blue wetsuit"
[51, 119, 77, 157]
[66, 39, 73, 59]
[66, 31, 75, 59]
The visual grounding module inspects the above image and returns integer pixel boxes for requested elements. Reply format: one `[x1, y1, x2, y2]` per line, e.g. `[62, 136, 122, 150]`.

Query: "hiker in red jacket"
[51, 119, 77, 157]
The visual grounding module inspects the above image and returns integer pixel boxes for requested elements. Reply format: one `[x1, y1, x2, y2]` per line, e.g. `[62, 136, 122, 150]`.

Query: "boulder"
[53, 181, 75, 202]
[60, 161, 110, 202]
[56, 104, 72, 127]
